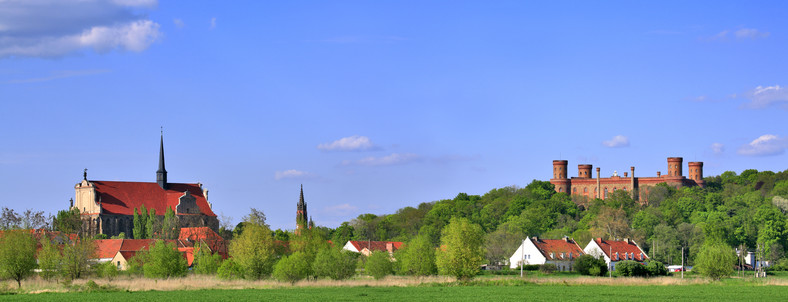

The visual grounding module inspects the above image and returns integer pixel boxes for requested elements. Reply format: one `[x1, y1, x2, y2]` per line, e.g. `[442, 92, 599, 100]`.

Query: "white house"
[342, 240, 403, 257]
[583, 238, 648, 271]
[509, 236, 585, 271]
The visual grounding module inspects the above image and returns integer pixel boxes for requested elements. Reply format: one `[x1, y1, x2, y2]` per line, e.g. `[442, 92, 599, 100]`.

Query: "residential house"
[583, 238, 649, 271]
[342, 240, 402, 257]
[508, 236, 585, 271]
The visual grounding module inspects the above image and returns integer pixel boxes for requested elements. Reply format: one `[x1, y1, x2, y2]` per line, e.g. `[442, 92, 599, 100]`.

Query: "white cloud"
[322, 203, 359, 217]
[711, 143, 725, 155]
[173, 18, 185, 29]
[741, 85, 788, 109]
[342, 153, 421, 166]
[318, 136, 378, 151]
[738, 134, 788, 156]
[274, 169, 316, 180]
[0, 0, 162, 59]
[602, 135, 630, 148]
[711, 28, 769, 41]
[210, 17, 217, 29]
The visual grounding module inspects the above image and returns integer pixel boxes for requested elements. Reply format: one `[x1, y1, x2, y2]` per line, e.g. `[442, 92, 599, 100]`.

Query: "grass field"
[2, 282, 787, 301]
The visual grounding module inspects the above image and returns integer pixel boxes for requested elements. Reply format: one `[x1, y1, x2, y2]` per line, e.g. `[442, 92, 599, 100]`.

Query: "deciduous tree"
[435, 217, 485, 281]
[0, 230, 37, 288]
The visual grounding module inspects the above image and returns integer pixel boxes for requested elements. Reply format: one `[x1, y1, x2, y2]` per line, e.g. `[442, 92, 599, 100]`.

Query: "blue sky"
[1, 1, 787, 230]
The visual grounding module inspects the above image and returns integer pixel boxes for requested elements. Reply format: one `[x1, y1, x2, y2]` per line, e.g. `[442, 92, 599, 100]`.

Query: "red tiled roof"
[531, 238, 585, 261]
[594, 238, 649, 261]
[94, 239, 123, 258]
[180, 227, 227, 258]
[90, 181, 215, 216]
[348, 241, 403, 252]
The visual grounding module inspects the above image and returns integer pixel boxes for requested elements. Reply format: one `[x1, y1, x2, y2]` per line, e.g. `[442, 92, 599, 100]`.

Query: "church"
[72, 135, 219, 238]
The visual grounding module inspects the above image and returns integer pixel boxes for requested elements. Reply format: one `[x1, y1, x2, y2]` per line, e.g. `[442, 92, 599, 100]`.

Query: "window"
[573, 188, 577, 193]
[604, 188, 608, 199]
[584, 188, 588, 193]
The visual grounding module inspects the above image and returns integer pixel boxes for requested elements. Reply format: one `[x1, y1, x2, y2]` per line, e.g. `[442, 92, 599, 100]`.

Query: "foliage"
[574, 254, 607, 276]
[645, 260, 668, 277]
[435, 217, 485, 281]
[37, 238, 62, 280]
[146, 208, 157, 239]
[133, 206, 147, 239]
[192, 242, 222, 275]
[229, 214, 276, 279]
[1, 207, 49, 230]
[484, 222, 523, 265]
[365, 251, 394, 280]
[54, 208, 81, 235]
[243, 208, 269, 228]
[273, 251, 312, 283]
[162, 207, 180, 240]
[60, 238, 94, 280]
[615, 260, 647, 277]
[397, 234, 437, 276]
[142, 240, 188, 278]
[312, 248, 357, 280]
[96, 261, 119, 281]
[694, 241, 736, 280]
[538, 263, 557, 274]
[0, 230, 37, 287]
[217, 259, 244, 280]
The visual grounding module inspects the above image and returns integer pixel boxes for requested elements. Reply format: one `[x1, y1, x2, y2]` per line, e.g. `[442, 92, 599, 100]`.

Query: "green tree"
[695, 241, 736, 280]
[133, 207, 144, 239]
[37, 238, 62, 281]
[645, 260, 668, 277]
[435, 217, 485, 281]
[273, 251, 312, 284]
[146, 208, 157, 239]
[484, 222, 523, 266]
[397, 234, 437, 276]
[217, 259, 244, 280]
[192, 242, 222, 275]
[142, 240, 188, 278]
[97, 261, 119, 281]
[54, 208, 82, 235]
[162, 207, 180, 240]
[229, 218, 276, 279]
[312, 248, 357, 280]
[365, 251, 394, 280]
[60, 238, 94, 280]
[0, 230, 37, 288]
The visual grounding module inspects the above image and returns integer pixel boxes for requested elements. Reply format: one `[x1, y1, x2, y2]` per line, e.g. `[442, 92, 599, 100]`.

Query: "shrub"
[192, 243, 222, 275]
[273, 252, 312, 284]
[229, 223, 276, 279]
[435, 217, 485, 281]
[217, 259, 244, 280]
[142, 240, 188, 278]
[397, 234, 437, 276]
[574, 254, 607, 276]
[539, 263, 557, 274]
[37, 238, 62, 281]
[645, 261, 668, 277]
[96, 261, 119, 281]
[365, 251, 394, 280]
[313, 248, 357, 280]
[615, 260, 647, 277]
[695, 241, 736, 280]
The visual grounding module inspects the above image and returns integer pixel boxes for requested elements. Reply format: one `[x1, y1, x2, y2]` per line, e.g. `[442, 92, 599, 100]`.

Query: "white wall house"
[583, 238, 648, 271]
[509, 237, 585, 271]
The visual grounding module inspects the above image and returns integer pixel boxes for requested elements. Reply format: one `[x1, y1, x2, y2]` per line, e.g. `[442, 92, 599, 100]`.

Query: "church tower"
[156, 134, 168, 190]
[296, 185, 308, 230]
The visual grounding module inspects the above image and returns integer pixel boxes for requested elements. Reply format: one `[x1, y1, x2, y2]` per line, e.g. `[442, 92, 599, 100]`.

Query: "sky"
[1, 1, 787, 231]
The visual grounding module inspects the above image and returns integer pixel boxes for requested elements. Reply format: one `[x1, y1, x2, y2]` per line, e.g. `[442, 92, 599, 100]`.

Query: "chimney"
[624, 238, 630, 244]
[624, 172, 628, 177]
[563, 236, 569, 242]
[657, 171, 661, 177]
[532, 236, 539, 242]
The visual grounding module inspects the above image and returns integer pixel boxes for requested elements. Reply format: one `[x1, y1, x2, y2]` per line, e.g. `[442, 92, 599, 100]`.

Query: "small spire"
[83, 168, 87, 180]
[157, 132, 168, 190]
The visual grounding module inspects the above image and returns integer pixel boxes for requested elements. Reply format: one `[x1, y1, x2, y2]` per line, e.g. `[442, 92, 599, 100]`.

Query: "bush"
[313, 248, 357, 280]
[645, 261, 668, 277]
[615, 260, 647, 277]
[695, 241, 736, 280]
[142, 240, 188, 278]
[435, 217, 485, 281]
[217, 259, 244, 280]
[539, 263, 557, 274]
[397, 234, 437, 276]
[365, 251, 394, 280]
[273, 252, 312, 284]
[192, 244, 222, 275]
[574, 254, 608, 276]
[229, 223, 276, 279]
[96, 262, 119, 281]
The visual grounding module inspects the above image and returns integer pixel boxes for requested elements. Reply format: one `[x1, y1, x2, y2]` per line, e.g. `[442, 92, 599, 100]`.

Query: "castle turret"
[578, 164, 593, 178]
[550, 160, 570, 194]
[667, 157, 683, 177]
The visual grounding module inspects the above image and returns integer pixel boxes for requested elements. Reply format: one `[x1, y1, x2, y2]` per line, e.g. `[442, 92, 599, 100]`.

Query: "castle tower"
[296, 184, 308, 230]
[550, 160, 570, 194]
[578, 164, 593, 178]
[688, 162, 703, 181]
[156, 134, 168, 190]
[667, 157, 683, 177]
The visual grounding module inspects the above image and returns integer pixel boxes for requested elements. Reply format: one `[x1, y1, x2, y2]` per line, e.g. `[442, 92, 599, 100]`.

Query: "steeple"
[156, 133, 168, 190]
[296, 184, 308, 230]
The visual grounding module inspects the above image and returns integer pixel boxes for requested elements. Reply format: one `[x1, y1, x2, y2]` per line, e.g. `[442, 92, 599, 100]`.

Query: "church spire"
[296, 184, 308, 230]
[156, 132, 168, 190]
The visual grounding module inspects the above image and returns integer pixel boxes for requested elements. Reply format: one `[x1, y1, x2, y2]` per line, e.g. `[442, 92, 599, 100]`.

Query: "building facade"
[72, 135, 219, 238]
[550, 157, 705, 204]
[509, 236, 585, 271]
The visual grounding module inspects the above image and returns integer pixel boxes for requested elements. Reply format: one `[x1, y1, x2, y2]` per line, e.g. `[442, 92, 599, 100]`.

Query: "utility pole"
[609, 245, 613, 278]
[520, 239, 526, 277]
[681, 246, 684, 279]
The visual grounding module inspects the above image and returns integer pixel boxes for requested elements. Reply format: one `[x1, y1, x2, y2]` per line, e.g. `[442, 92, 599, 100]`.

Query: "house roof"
[98, 239, 195, 265]
[531, 237, 585, 261]
[346, 240, 403, 252]
[94, 239, 124, 259]
[90, 181, 216, 216]
[179, 227, 227, 258]
[593, 238, 649, 261]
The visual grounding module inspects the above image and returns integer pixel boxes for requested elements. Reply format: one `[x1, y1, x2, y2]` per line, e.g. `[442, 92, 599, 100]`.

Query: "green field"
[2, 282, 786, 301]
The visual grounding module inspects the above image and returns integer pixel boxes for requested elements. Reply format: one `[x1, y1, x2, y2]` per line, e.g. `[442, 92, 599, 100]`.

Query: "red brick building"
[550, 157, 704, 204]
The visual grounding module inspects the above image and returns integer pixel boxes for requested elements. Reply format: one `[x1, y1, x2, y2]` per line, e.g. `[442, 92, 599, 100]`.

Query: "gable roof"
[346, 240, 403, 253]
[94, 239, 124, 259]
[530, 237, 585, 260]
[179, 227, 227, 258]
[90, 181, 215, 217]
[592, 238, 649, 261]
